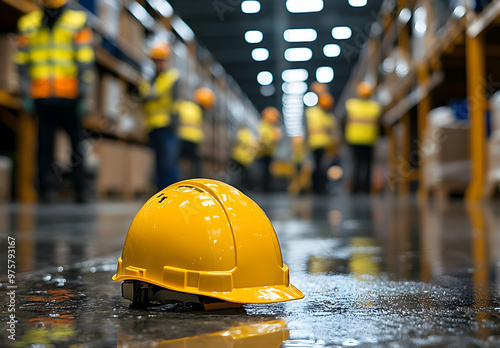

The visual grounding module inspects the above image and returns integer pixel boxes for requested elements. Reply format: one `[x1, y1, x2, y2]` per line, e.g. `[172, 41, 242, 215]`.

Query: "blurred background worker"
[16, 0, 95, 203]
[177, 87, 215, 179]
[139, 43, 180, 190]
[345, 82, 381, 194]
[306, 92, 336, 194]
[257, 106, 282, 192]
[289, 135, 307, 195]
[230, 125, 258, 191]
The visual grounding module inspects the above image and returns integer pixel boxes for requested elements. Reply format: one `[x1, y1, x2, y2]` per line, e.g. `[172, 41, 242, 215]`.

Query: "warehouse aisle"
[1, 194, 499, 347]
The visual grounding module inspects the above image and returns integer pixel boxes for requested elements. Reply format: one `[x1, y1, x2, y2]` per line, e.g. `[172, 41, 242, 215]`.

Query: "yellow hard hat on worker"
[262, 106, 280, 124]
[113, 179, 304, 309]
[40, 0, 67, 8]
[149, 43, 171, 60]
[194, 87, 216, 110]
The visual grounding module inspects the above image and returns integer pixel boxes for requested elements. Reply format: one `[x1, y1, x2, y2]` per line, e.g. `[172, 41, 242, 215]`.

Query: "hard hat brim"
[113, 271, 304, 304]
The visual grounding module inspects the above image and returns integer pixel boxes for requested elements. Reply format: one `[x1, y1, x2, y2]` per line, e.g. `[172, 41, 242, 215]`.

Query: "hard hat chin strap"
[121, 281, 243, 311]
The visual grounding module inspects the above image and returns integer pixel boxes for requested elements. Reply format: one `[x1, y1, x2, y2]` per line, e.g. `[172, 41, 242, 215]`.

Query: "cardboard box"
[98, 0, 121, 40]
[0, 34, 19, 94]
[94, 139, 128, 195]
[0, 156, 12, 202]
[126, 145, 154, 195]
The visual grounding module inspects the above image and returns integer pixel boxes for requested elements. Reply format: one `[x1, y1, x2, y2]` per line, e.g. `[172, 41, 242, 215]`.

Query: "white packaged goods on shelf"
[101, 74, 126, 120]
[490, 90, 500, 132]
[428, 107, 457, 128]
[99, 0, 121, 40]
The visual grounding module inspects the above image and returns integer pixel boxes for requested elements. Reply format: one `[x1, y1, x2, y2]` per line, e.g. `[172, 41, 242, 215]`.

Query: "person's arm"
[74, 18, 95, 99]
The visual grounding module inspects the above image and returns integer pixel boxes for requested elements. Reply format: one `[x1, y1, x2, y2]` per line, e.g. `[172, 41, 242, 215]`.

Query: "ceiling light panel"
[284, 28, 317, 42]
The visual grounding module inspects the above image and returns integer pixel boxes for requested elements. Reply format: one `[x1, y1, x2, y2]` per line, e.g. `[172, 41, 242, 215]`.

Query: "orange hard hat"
[41, 0, 67, 8]
[357, 82, 373, 99]
[262, 107, 280, 124]
[310, 82, 329, 94]
[318, 93, 334, 111]
[194, 87, 216, 109]
[149, 43, 171, 60]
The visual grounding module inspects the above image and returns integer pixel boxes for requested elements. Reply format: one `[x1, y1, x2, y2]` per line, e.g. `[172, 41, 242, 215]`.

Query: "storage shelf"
[95, 46, 142, 85]
[1, 0, 37, 14]
[0, 90, 21, 110]
[468, 0, 500, 38]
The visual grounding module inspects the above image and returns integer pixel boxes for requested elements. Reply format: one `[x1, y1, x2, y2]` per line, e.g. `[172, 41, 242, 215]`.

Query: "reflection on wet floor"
[0, 195, 499, 347]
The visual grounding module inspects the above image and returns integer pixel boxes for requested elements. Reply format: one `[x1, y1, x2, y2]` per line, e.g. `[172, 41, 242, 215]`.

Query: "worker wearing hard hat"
[289, 135, 307, 195]
[258, 107, 282, 192]
[230, 126, 258, 191]
[305, 92, 337, 194]
[16, 0, 95, 203]
[177, 87, 215, 178]
[345, 82, 382, 193]
[138, 43, 180, 189]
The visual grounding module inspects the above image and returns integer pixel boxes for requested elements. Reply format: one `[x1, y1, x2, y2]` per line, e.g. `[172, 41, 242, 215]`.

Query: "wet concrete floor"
[0, 194, 499, 347]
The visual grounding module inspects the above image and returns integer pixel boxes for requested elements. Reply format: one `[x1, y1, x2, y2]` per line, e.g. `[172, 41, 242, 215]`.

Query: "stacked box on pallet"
[421, 107, 470, 194]
[127, 145, 154, 195]
[94, 139, 128, 196]
[0, 34, 19, 94]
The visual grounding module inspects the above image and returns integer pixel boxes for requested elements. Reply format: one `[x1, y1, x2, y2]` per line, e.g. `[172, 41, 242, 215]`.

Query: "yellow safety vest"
[345, 98, 381, 146]
[305, 106, 336, 150]
[177, 100, 204, 144]
[232, 128, 257, 167]
[258, 121, 280, 157]
[140, 70, 179, 131]
[16, 9, 94, 99]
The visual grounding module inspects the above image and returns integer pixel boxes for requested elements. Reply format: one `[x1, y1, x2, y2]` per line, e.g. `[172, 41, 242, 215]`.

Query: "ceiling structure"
[168, 0, 383, 133]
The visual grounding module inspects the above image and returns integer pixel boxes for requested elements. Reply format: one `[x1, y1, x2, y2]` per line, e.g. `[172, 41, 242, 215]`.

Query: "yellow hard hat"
[149, 43, 171, 60]
[357, 81, 373, 99]
[112, 179, 304, 308]
[194, 87, 216, 109]
[40, 0, 67, 8]
[261, 106, 280, 124]
[318, 93, 334, 111]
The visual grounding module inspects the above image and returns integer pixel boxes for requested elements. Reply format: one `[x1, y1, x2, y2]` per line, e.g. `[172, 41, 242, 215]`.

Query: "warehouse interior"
[0, 0, 500, 347]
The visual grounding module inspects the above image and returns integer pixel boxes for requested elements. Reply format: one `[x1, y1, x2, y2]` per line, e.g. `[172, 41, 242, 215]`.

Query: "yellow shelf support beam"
[465, 33, 487, 201]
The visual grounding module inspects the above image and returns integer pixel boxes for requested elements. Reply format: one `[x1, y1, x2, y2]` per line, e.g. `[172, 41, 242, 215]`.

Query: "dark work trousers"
[351, 144, 374, 193]
[312, 148, 327, 194]
[35, 98, 85, 200]
[259, 155, 273, 192]
[179, 140, 202, 178]
[149, 127, 179, 190]
[229, 158, 252, 192]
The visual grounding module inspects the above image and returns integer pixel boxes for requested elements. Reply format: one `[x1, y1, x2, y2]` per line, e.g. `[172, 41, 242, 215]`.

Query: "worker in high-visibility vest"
[230, 126, 258, 191]
[305, 92, 337, 194]
[345, 82, 381, 193]
[177, 87, 215, 178]
[16, 0, 95, 203]
[257, 107, 282, 192]
[138, 43, 180, 189]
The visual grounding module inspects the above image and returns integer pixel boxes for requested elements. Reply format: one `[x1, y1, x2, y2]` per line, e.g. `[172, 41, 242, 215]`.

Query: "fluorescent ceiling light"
[245, 30, 263, 43]
[282, 69, 309, 82]
[171, 16, 195, 41]
[323, 44, 341, 57]
[316, 66, 334, 83]
[284, 28, 317, 42]
[284, 47, 312, 62]
[241, 1, 261, 14]
[453, 5, 466, 18]
[252, 48, 269, 61]
[286, 0, 323, 13]
[331, 26, 352, 40]
[348, 0, 367, 7]
[304, 92, 318, 107]
[257, 71, 273, 85]
[147, 0, 173, 17]
[282, 82, 308, 94]
[128, 2, 155, 31]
